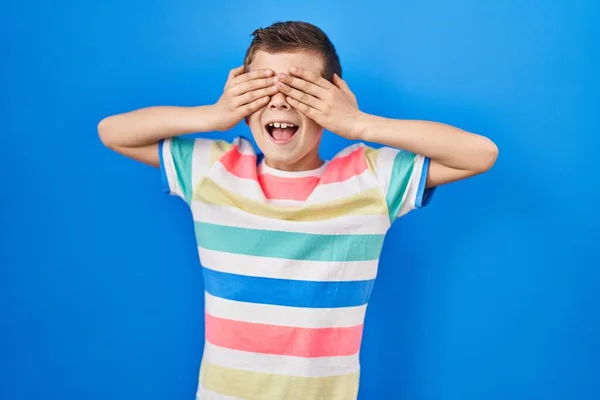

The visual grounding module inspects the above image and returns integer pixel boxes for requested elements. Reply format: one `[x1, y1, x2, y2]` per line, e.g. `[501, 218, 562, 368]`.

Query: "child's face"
[245, 50, 325, 171]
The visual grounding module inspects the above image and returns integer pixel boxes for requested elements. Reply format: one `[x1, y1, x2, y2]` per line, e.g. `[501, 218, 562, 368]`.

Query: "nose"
[268, 91, 291, 111]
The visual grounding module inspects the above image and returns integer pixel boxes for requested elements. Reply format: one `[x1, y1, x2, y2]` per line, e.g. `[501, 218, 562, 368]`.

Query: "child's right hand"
[212, 66, 279, 131]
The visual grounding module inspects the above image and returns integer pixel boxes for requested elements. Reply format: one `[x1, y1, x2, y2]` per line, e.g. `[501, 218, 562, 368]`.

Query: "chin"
[251, 121, 322, 170]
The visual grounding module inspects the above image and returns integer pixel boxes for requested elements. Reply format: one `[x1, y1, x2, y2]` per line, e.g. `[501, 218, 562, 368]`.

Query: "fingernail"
[279, 73, 286, 79]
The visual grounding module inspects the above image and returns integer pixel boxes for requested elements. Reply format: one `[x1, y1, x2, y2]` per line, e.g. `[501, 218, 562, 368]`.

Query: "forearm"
[357, 113, 498, 172]
[98, 105, 218, 148]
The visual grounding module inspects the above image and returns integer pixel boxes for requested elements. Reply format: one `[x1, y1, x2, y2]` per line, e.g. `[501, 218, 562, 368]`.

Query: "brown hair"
[243, 21, 342, 81]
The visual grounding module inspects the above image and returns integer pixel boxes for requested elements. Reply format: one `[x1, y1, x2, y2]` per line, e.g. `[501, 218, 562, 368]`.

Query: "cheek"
[303, 119, 323, 137]
[246, 110, 262, 127]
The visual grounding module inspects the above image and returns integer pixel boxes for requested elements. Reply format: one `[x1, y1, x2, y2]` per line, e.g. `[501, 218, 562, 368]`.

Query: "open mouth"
[265, 121, 300, 144]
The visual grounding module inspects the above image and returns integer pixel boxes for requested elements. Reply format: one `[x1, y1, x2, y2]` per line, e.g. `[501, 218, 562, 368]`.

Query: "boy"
[99, 21, 497, 400]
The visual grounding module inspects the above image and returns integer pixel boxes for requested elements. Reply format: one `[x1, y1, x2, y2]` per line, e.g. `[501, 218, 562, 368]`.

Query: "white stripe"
[208, 160, 327, 205]
[211, 161, 265, 201]
[264, 198, 309, 207]
[204, 292, 367, 328]
[202, 341, 360, 378]
[199, 247, 378, 281]
[332, 143, 363, 158]
[206, 162, 307, 207]
[306, 168, 379, 204]
[192, 201, 390, 235]
[398, 154, 425, 217]
[191, 138, 213, 191]
[373, 146, 398, 197]
[207, 144, 383, 205]
[196, 386, 243, 400]
[234, 136, 256, 155]
[161, 138, 185, 198]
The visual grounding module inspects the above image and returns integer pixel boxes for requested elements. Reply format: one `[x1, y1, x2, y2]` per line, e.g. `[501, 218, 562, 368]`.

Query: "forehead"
[249, 50, 324, 76]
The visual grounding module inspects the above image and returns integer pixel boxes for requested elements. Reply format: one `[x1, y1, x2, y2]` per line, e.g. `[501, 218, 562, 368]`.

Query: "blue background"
[2, 1, 599, 399]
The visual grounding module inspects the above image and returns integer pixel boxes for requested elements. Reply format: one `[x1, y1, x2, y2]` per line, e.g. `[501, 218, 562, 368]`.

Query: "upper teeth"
[269, 122, 296, 128]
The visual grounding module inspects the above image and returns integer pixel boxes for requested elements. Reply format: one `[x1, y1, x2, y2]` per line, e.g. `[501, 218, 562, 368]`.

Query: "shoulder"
[318, 142, 379, 185]
[163, 135, 257, 166]
[159, 135, 260, 203]
[327, 142, 410, 173]
[327, 142, 371, 167]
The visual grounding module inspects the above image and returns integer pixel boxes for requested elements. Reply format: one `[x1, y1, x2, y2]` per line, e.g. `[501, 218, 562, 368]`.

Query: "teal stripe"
[386, 150, 416, 222]
[170, 137, 195, 203]
[194, 222, 385, 262]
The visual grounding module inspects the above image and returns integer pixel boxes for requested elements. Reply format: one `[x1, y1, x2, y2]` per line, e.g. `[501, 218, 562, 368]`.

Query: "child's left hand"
[276, 67, 365, 140]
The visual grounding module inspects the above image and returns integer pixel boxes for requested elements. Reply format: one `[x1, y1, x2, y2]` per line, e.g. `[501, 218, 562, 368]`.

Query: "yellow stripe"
[193, 178, 388, 221]
[364, 146, 381, 175]
[200, 362, 360, 400]
[209, 140, 235, 167]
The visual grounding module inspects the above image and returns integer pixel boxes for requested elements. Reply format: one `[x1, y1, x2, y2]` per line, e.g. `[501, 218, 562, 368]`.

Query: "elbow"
[97, 116, 117, 149]
[475, 138, 499, 173]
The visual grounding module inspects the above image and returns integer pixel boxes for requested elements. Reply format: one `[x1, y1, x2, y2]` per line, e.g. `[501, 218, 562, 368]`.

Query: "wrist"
[195, 104, 222, 131]
[352, 111, 375, 141]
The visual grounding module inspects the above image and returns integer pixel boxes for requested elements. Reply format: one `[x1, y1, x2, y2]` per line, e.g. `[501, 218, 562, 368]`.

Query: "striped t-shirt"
[158, 135, 434, 400]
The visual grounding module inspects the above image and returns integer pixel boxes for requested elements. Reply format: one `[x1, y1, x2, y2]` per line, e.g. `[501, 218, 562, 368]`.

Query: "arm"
[98, 66, 278, 167]
[356, 116, 499, 188]
[276, 67, 498, 188]
[97, 105, 220, 167]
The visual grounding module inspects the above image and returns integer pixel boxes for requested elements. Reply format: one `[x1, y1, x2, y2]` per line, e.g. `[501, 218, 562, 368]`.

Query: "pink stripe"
[219, 146, 258, 180]
[321, 147, 367, 184]
[258, 174, 319, 200]
[205, 313, 363, 358]
[217, 146, 368, 199]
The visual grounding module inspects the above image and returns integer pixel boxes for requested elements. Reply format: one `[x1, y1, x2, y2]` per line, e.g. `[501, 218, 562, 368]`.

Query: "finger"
[333, 73, 350, 92]
[279, 72, 326, 99]
[232, 75, 278, 96]
[234, 84, 279, 107]
[227, 66, 245, 83]
[240, 96, 271, 117]
[333, 74, 358, 107]
[285, 96, 319, 120]
[334, 74, 354, 99]
[288, 67, 332, 89]
[277, 82, 325, 111]
[231, 68, 274, 86]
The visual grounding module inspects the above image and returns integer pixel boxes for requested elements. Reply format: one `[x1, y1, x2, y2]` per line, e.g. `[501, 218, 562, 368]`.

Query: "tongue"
[271, 127, 295, 141]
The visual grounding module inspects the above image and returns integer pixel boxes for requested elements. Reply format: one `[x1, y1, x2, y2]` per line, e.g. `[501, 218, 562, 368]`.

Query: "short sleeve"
[158, 136, 214, 204]
[366, 146, 435, 222]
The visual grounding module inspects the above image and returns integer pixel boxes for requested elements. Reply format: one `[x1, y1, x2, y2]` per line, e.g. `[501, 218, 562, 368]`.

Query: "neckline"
[258, 158, 329, 178]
